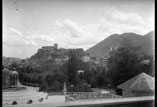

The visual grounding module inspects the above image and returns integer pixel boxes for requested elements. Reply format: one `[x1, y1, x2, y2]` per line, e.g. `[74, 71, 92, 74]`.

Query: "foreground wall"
[63, 96, 154, 107]
[3, 96, 154, 107]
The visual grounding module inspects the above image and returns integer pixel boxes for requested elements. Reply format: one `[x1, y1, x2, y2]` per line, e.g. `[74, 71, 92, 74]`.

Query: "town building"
[89, 56, 109, 72]
[82, 55, 90, 62]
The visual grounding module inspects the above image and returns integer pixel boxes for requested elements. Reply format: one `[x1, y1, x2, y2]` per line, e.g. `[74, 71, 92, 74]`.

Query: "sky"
[3, 0, 154, 58]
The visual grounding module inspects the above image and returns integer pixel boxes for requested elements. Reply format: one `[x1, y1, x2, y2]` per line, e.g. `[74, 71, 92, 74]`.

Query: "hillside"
[2, 56, 22, 67]
[86, 31, 154, 57]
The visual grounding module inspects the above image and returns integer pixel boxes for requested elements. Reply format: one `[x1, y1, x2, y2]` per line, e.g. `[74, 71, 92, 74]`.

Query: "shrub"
[27, 100, 33, 104]
[39, 81, 48, 92]
[12, 101, 17, 105]
[39, 98, 43, 102]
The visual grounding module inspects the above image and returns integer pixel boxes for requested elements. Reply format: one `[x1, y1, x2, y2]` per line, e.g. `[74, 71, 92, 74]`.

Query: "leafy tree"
[48, 80, 63, 92]
[37, 76, 44, 84]
[139, 54, 154, 76]
[8, 62, 19, 70]
[89, 69, 99, 88]
[67, 50, 79, 85]
[39, 81, 48, 92]
[84, 70, 91, 84]
[108, 38, 145, 87]
[78, 72, 84, 80]
[73, 80, 91, 92]
[45, 74, 55, 86]
[97, 68, 108, 88]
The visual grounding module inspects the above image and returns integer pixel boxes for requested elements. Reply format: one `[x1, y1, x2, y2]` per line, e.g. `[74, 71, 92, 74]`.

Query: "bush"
[27, 100, 33, 104]
[39, 98, 43, 102]
[39, 81, 48, 92]
[12, 101, 17, 105]
[47, 80, 63, 92]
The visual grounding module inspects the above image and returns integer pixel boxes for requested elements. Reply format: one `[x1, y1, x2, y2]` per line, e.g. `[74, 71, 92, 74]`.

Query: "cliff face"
[86, 31, 154, 57]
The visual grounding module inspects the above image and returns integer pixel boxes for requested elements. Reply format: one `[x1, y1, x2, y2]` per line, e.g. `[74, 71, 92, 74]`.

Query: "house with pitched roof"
[117, 73, 154, 97]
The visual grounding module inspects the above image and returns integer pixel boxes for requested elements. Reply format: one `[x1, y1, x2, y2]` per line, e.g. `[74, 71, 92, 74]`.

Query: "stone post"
[63, 82, 67, 95]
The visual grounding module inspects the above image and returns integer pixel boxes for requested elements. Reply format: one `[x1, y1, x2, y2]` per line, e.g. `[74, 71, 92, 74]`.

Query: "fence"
[65, 92, 122, 101]
[47, 91, 122, 101]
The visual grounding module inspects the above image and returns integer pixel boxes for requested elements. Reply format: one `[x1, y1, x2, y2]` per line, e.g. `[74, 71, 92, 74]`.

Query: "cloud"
[99, 7, 152, 35]
[3, 28, 37, 47]
[56, 19, 84, 38]
[56, 19, 104, 50]
[26, 34, 54, 43]
[10, 28, 22, 36]
[55, 8, 153, 50]
[3, 28, 55, 48]
[110, 9, 145, 26]
[3, 28, 56, 58]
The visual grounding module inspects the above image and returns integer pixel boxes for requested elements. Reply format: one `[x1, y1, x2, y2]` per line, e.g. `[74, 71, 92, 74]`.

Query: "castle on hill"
[29, 43, 85, 64]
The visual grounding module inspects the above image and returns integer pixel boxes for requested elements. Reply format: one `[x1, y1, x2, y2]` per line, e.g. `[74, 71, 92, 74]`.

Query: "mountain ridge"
[86, 31, 154, 57]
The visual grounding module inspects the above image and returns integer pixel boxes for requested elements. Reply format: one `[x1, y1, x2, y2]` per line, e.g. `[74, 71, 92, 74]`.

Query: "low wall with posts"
[65, 92, 122, 101]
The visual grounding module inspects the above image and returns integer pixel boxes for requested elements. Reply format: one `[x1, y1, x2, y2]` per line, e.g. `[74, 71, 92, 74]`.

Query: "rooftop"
[117, 73, 154, 92]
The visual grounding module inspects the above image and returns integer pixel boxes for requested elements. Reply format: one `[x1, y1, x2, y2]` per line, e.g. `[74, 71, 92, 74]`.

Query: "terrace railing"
[65, 92, 122, 101]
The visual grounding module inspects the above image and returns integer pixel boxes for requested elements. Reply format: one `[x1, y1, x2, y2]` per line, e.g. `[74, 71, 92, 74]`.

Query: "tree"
[8, 62, 19, 70]
[84, 70, 91, 84]
[108, 38, 146, 88]
[45, 74, 55, 86]
[37, 76, 43, 84]
[39, 81, 48, 92]
[73, 80, 91, 92]
[48, 80, 63, 92]
[97, 68, 108, 88]
[89, 68, 99, 88]
[67, 50, 79, 85]
[138, 54, 154, 77]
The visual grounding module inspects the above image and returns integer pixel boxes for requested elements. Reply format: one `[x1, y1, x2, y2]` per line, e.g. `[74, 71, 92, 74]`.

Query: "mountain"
[86, 31, 154, 57]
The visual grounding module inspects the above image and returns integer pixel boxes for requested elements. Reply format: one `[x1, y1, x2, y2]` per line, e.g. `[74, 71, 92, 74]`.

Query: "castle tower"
[54, 43, 58, 49]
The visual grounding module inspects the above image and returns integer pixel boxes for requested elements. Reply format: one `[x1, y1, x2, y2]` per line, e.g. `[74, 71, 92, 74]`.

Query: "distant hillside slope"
[3, 56, 22, 67]
[86, 31, 154, 57]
